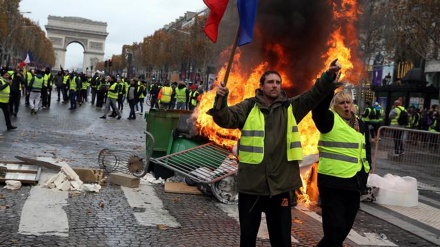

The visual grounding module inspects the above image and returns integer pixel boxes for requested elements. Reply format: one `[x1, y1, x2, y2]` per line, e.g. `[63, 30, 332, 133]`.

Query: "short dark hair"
[259, 70, 281, 85]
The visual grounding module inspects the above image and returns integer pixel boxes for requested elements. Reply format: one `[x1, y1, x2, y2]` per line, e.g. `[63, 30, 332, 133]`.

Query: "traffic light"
[109, 59, 113, 67]
[104, 60, 108, 67]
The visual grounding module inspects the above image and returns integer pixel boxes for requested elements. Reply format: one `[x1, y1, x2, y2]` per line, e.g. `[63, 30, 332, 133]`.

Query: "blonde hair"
[330, 91, 353, 111]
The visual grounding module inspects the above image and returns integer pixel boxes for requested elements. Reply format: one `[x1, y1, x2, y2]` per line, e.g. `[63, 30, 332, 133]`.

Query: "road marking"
[216, 203, 300, 243]
[19, 171, 69, 237]
[122, 184, 180, 227]
[361, 202, 440, 246]
[296, 204, 397, 246]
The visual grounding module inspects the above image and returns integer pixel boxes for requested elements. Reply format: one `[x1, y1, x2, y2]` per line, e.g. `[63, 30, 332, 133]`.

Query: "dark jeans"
[238, 192, 292, 247]
[41, 87, 48, 107]
[117, 94, 124, 111]
[8, 90, 21, 114]
[128, 99, 137, 119]
[370, 122, 380, 139]
[63, 85, 68, 102]
[69, 90, 77, 109]
[137, 98, 144, 112]
[317, 186, 360, 247]
[393, 128, 404, 154]
[90, 88, 97, 105]
[150, 97, 159, 109]
[0, 102, 13, 129]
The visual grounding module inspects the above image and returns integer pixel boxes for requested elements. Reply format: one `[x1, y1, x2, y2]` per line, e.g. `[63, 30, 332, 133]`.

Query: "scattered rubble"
[4, 180, 22, 190]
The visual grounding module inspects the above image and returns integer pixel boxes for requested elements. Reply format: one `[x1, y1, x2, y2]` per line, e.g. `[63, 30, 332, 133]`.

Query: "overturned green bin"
[145, 109, 199, 178]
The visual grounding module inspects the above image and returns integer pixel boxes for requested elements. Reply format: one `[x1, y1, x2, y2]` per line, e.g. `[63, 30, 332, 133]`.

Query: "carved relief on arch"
[64, 37, 88, 49]
[49, 37, 64, 47]
[90, 42, 103, 50]
[90, 57, 99, 67]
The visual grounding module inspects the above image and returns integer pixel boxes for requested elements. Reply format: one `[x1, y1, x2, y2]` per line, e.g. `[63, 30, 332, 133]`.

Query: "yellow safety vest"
[391, 106, 405, 125]
[138, 85, 145, 99]
[107, 83, 118, 99]
[239, 104, 302, 164]
[190, 91, 198, 106]
[26, 72, 33, 86]
[160, 86, 173, 103]
[318, 112, 370, 178]
[175, 88, 186, 102]
[0, 78, 10, 103]
[63, 75, 69, 85]
[69, 77, 77, 91]
[32, 76, 44, 89]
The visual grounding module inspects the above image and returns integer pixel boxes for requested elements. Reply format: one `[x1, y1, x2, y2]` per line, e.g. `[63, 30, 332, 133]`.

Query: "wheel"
[211, 176, 238, 204]
[184, 177, 198, 186]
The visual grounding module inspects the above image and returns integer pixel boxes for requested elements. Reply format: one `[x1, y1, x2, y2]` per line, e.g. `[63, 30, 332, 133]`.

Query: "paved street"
[0, 95, 439, 247]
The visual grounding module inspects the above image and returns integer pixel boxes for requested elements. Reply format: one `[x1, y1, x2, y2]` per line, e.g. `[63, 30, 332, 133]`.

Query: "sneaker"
[399, 151, 405, 156]
[117, 115, 121, 120]
[100, 116, 106, 119]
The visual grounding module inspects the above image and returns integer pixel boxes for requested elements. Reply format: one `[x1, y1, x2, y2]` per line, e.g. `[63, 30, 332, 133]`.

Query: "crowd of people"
[0, 65, 205, 131]
[360, 98, 440, 155]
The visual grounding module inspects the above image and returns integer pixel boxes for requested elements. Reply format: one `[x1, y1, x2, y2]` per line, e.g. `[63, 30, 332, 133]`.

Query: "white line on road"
[296, 204, 397, 246]
[18, 171, 69, 237]
[122, 184, 180, 227]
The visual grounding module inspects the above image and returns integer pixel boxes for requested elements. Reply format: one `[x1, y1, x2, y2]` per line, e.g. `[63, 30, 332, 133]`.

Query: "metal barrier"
[372, 126, 440, 191]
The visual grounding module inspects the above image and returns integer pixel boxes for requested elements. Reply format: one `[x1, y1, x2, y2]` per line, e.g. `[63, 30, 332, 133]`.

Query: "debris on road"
[109, 172, 140, 188]
[4, 180, 22, 190]
[0, 162, 41, 184]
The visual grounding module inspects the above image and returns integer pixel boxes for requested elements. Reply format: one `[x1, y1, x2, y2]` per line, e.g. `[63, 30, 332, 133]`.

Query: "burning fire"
[193, 0, 362, 204]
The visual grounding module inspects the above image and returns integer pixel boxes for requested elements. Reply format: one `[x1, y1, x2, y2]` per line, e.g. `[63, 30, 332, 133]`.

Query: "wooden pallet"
[0, 162, 42, 184]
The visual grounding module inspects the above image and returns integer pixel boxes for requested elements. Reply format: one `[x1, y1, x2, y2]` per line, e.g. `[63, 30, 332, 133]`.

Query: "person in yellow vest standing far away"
[0, 69, 17, 130]
[210, 59, 342, 247]
[158, 81, 173, 109]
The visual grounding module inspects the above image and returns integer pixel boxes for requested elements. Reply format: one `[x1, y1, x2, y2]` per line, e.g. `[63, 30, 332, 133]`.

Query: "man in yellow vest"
[158, 81, 173, 109]
[174, 81, 188, 110]
[188, 84, 199, 111]
[25, 68, 35, 105]
[29, 69, 45, 114]
[8, 68, 25, 117]
[0, 69, 17, 130]
[210, 59, 342, 247]
[100, 75, 121, 120]
[388, 100, 406, 155]
[312, 90, 371, 247]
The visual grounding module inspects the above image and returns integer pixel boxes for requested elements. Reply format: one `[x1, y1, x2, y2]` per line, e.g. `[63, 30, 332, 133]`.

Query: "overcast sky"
[19, 0, 206, 70]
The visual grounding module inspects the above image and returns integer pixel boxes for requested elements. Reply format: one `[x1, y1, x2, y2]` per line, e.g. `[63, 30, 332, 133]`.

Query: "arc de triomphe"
[45, 15, 108, 72]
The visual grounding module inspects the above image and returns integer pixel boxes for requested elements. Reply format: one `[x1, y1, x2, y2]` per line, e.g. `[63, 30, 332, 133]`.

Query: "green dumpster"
[145, 109, 195, 178]
[146, 109, 192, 155]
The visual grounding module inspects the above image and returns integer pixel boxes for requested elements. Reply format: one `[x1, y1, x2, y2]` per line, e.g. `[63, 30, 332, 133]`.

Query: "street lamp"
[171, 28, 193, 81]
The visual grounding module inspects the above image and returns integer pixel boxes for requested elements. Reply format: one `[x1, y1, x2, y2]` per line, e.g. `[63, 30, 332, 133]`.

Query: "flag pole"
[216, 27, 240, 110]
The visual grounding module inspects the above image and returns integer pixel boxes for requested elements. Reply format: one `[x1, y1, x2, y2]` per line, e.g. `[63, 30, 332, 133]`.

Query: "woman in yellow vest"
[210, 59, 342, 247]
[312, 90, 371, 247]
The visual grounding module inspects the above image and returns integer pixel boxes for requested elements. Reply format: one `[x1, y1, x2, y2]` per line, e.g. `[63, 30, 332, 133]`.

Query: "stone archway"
[45, 15, 108, 73]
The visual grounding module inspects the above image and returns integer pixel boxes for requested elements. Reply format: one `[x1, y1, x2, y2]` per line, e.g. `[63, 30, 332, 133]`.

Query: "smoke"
[238, 0, 334, 96]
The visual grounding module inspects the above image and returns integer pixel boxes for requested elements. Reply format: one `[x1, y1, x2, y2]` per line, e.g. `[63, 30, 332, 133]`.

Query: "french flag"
[203, 0, 258, 46]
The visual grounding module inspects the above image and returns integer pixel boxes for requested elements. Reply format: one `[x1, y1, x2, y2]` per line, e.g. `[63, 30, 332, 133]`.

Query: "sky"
[19, 0, 207, 70]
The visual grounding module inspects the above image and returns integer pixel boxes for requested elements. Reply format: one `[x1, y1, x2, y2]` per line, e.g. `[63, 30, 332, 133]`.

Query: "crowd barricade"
[371, 126, 440, 191]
